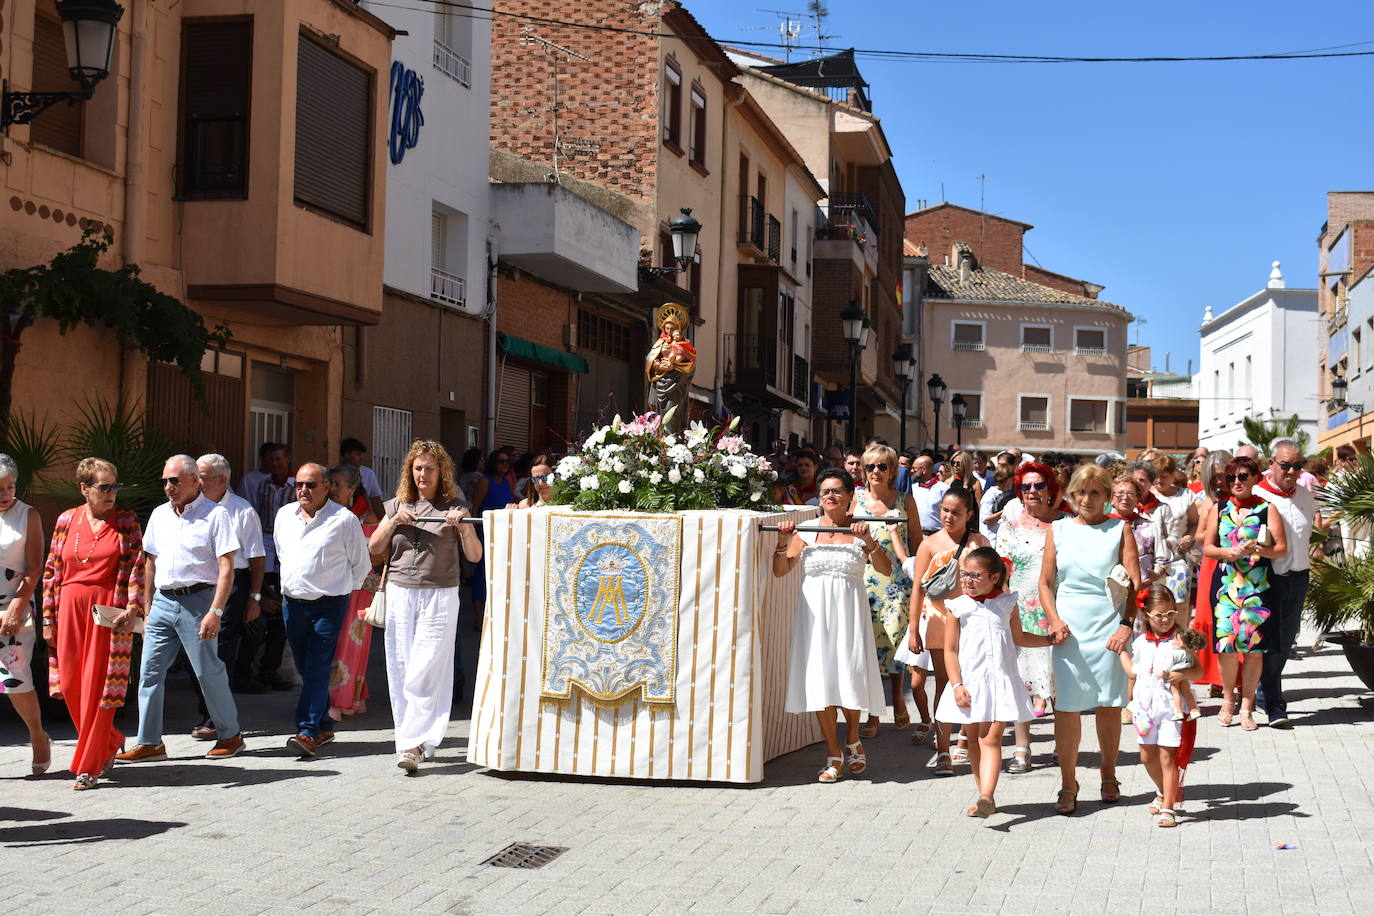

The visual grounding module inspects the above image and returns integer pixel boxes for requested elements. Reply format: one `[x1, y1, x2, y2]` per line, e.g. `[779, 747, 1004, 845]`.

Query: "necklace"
[72, 511, 110, 564]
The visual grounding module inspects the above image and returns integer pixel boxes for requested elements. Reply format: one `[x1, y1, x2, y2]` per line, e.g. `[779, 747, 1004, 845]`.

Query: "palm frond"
[1306, 555, 1374, 643]
[1315, 452, 1374, 526]
[41, 397, 177, 524]
[0, 409, 63, 498]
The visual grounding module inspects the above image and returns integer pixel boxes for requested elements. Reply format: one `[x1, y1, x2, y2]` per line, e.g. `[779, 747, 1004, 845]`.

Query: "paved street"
[2, 634, 1372, 916]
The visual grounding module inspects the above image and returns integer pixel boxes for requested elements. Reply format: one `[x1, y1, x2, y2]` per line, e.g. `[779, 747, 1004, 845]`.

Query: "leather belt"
[160, 583, 213, 597]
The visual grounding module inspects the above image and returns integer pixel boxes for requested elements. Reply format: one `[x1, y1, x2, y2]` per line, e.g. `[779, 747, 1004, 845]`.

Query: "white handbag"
[362, 564, 389, 628]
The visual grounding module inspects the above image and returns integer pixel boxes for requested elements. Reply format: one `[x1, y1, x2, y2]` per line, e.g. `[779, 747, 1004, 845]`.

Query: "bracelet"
[773, 548, 788, 557]
[951, 682, 964, 690]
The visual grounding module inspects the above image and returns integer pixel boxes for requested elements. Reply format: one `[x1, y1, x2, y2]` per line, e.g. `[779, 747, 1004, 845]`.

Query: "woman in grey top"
[368, 440, 482, 773]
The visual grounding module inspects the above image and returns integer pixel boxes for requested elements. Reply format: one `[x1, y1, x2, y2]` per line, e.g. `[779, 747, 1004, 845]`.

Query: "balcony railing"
[955, 419, 985, 430]
[724, 333, 778, 387]
[737, 195, 764, 250]
[828, 192, 878, 234]
[792, 354, 809, 403]
[1021, 342, 1053, 354]
[1018, 419, 1050, 432]
[766, 214, 781, 264]
[430, 268, 466, 307]
[434, 39, 472, 86]
[1074, 346, 1107, 357]
[953, 339, 985, 351]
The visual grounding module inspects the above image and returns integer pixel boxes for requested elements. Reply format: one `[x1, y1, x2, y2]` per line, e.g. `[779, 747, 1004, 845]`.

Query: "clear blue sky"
[686, 0, 1373, 376]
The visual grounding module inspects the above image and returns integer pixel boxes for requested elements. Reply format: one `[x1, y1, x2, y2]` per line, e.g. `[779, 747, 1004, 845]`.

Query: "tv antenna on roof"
[742, 10, 804, 60]
[521, 28, 603, 183]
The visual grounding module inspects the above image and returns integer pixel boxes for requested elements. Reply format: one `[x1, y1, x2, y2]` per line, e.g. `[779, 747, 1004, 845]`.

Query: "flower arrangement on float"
[548, 408, 779, 512]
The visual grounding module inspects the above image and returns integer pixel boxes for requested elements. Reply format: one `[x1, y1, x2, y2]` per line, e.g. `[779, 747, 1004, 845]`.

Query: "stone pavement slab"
[2, 639, 1372, 915]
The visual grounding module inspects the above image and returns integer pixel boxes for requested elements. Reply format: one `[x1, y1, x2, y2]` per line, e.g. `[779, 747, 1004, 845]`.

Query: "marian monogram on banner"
[542, 513, 683, 707]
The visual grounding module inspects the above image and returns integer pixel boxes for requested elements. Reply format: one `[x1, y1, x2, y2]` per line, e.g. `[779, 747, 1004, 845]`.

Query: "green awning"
[498, 332, 589, 374]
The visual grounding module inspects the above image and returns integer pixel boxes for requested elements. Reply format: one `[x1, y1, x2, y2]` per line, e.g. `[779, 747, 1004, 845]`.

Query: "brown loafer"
[286, 733, 321, 757]
[115, 742, 167, 763]
[207, 734, 245, 758]
[191, 725, 218, 741]
[315, 731, 335, 748]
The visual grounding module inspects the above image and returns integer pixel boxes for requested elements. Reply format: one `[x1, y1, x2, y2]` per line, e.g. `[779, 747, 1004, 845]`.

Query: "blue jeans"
[137, 589, 240, 745]
[1257, 570, 1308, 720]
[282, 593, 348, 737]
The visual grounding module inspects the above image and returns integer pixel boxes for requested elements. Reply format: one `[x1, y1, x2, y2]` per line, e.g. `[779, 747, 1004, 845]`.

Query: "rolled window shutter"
[294, 35, 371, 227]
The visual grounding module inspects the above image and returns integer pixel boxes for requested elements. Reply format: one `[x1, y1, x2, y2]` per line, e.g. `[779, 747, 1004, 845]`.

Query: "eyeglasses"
[958, 571, 987, 580]
[1225, 472, 1252, 483]
[531, 474, 551, 484]
[1019, 481, 1049, 493]
[863, 463, 889, 473]
[1275, 460, 1305, 472]
[87, 482, 124, 493]
[295, 481, 322, 490]
[818, 488, 848, 498]
[160, 476, 183, 486]
[1145, 612, 1175, 621]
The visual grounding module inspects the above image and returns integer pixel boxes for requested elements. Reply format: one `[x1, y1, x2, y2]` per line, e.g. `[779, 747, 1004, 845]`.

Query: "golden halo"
[654, 302, 690, 333]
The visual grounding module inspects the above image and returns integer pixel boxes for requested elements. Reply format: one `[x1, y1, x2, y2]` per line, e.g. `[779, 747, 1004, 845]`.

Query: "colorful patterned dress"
[856, 488, 911, 676]
[1212, 497, 1274, 654]
[329, 521, 378, 711]
[1000, 511, 1054, 699]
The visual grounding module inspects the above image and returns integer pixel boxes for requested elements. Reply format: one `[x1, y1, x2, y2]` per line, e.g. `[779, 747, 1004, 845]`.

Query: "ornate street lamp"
[3, 1, 125, 128]
[892, 343, 915, 454]
[950, 392, 967, 451]
[926, 373, 947, 452]
[641, 208, 703, 278]
[1331, 370, 1364, 414]
[841, 300, 867, 447]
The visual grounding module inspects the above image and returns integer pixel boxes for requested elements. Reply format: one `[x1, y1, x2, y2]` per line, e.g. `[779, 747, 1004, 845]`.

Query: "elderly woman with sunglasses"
[1199, 455, 1287, 731]
[850, 444, 921, 739]
[775, 468, 888, 782]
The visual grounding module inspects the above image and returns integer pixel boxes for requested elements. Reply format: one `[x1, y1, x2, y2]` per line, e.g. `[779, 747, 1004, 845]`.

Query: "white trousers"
[384, 583, 460, 753]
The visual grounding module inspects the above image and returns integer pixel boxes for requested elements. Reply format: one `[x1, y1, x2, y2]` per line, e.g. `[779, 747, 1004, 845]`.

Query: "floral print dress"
[1000, 510, 1054, 699]
[857, 488, 911, 676]
[1213, 498, 1274, 654]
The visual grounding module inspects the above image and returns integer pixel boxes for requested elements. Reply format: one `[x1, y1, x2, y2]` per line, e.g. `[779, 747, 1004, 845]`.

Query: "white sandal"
[845, 741, 867, 776]
[950, 736, 970, 765]
[396, 750, 421, 773]
[1156, 808, 1177, 828]
[818, 756, 843, 783]
[1008, 746, 1032, 774]
[932, 751, 954, 776]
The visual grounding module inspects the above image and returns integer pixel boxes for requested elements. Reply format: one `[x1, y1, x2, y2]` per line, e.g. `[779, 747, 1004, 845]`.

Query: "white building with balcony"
[1197, 262, 1319, 453]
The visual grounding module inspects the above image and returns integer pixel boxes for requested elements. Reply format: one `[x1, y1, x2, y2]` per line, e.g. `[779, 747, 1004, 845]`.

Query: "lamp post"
[1332, 370, 1365, 415]
[3, 0, 124, 128]
[950, 392, 967, 451]
[892, 343, 915, 454]
[926, 373, 947, 452]
[841, 300, 868, 448]
[640, 207, 703, 279]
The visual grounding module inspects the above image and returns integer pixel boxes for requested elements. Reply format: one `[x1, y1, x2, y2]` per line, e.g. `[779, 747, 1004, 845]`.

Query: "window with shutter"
[29, 15, 84, 156]
[294, 34, 372, 229]
[1069, 398, 1109, 433]
[432, 210, 446, 271]
[181, 19, 253, 199]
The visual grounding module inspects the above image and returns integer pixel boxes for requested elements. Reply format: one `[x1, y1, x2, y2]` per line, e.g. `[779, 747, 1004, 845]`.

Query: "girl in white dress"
[775, 469, 889, 783]
[936, 546, 1053, 817]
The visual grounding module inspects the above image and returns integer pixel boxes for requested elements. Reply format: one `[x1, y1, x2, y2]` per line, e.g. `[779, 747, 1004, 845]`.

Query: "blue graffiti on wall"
[388, 61, 424, 164]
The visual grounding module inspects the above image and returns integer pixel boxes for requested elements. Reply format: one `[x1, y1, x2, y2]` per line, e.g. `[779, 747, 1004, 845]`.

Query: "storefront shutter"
[496, 363, 531, 452]
[294, 34, 370, 227]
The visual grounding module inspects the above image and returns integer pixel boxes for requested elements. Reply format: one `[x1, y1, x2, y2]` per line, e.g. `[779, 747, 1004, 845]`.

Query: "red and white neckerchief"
[1256, 477, 1295, 500]
[918, 476, 941, 489]
[1137, 493, 1161, 514]
[1109, 511, 1140, 523]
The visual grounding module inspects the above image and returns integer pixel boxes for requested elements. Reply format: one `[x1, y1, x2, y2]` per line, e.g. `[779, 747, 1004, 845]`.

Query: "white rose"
[750, 491, 762, 502]
[730, 462, 747, 478]
[667, 468, 682, 484]
[580, 475, 600, 491]
[613, 460, 627, 473]
[618, 479, 633, 494]
[649, 471, 663, 485]
[694, 468, 705, 483]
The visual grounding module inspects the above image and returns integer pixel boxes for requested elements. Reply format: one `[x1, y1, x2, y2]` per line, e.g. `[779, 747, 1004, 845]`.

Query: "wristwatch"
[250, 592, 262, 601]
[210, 607, 225, 618]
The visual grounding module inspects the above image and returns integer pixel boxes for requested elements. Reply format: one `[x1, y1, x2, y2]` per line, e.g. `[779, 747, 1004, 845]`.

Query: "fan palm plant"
[41, 398, 176, 523]
[0, 409, 62, 498]
[1241, 413, 1311, 459]
[1309, 452, 1374, 650]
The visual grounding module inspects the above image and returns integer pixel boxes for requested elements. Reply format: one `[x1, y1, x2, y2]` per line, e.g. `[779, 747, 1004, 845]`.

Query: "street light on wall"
[640, 208, 703, 279]
[841, 300, 868, 448]
[892, 343, 915, 454]
[926, 373, 947, 452]
[1331, 370, 1364, 415]
[950, 392, 967, 451]
[2, 0, 124, 128]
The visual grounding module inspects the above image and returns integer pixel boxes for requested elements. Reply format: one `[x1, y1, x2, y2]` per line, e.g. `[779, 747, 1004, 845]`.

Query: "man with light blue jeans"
[274, 462, 371, 757]
[117, 455, 245, 763]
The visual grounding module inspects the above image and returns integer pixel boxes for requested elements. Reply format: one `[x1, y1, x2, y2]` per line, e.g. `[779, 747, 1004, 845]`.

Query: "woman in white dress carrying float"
[773, 469, 889, 783]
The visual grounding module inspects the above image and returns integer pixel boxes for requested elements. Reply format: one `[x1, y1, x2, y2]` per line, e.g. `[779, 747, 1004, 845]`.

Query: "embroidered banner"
[542, 513, 683, 706]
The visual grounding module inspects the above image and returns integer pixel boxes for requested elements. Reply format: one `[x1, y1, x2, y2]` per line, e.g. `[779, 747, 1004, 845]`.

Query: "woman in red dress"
[326, 464, 381, 721]
[41, 458, 145, 790]
[1190, 452, 1229, 692]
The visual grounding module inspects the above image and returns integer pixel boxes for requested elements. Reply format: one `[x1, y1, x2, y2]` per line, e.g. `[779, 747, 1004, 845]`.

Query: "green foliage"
[1315, 452, 1374, 529]
[1306, 554, 1374, 644]
[41, 399, 177, 524]
[0, 409, 63, 498]
[1240, 414, 1310, 459]
[0, 227, 230, 420]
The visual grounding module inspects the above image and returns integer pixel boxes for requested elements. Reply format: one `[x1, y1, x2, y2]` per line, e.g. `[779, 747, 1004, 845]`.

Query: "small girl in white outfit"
[1120, 582, 1203, 827]
[936, 546, 1052, 818]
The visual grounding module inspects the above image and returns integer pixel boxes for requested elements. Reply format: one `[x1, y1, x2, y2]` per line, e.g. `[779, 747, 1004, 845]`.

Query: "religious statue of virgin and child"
[645, 302, 696, 434]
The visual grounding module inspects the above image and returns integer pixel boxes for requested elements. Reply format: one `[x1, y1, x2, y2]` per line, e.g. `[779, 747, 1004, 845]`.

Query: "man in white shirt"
[189, 454, 267, 741]
[118, 456, 243, 763]
[274, 463, 372, 756]
[1254, 438, 1316, 730]
[909, 456, 949, 535]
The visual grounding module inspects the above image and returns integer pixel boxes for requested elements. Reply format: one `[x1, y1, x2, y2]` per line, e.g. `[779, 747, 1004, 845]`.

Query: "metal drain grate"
[483, 843, 568, 869]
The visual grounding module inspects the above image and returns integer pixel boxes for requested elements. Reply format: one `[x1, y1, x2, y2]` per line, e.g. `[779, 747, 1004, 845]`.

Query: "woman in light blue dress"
[1039, 464, 1140, 815]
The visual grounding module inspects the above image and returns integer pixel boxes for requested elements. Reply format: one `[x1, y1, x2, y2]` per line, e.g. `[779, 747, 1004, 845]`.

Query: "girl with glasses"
[1199, 455, 1287, 730]
[936, 547, 1052, 817]
[852, 444, 921, 740]
[774, 469, 888, 782]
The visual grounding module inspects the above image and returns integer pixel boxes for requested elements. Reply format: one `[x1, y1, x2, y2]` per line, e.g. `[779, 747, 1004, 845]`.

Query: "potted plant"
[1309, 453, 1374, 692]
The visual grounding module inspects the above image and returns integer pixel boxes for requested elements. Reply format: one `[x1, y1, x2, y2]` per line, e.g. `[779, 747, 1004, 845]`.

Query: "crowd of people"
[772, 436, 1328, 827]
[0, 429, 1340, 823]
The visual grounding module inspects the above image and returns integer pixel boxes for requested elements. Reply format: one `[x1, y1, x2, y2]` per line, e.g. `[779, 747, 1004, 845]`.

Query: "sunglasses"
[863, 463, 889, 473]
[531, 474, 551, 484]
[1275, 460, 1305, 472]
[295, 481, 322, 490]
[87, 482, 124, 493]
[1019, 481, 1049, 493]
[160, 476, 184, 486]
[818, 488, 848, 498]
[1226, 472, 1252, 483]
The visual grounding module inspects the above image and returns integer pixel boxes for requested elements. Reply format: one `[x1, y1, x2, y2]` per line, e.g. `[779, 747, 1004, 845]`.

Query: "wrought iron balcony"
[430, 268, 466, 307]
[737, 195, 764, 250]
[434, 39, 472, 86]
[767, 215, 781, 264]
